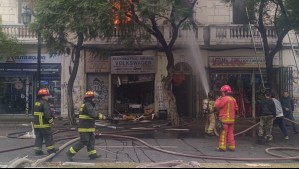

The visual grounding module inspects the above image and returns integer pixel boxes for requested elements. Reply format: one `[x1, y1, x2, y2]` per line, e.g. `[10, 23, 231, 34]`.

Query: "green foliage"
[285, 0, 299, 32]
[33, 0, 115, 55]
[0, 19, 24, 58]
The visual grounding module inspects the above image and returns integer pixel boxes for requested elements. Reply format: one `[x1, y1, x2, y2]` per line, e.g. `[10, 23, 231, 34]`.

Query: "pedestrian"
[203, 92, 217, 136]
[67, 91, 107, 161]
[280, 91, 298, 134]
[215, 85, 239, 152]
[258, 91, 276, 142]
[271, 92, 289, 140]
[33, 88, 57, 156]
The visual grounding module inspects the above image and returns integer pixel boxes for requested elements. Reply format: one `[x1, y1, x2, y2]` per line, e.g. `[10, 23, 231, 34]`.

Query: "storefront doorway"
[209, 70, 266, 118]
[172, 63, 193, 117]
[112, 74, 155, 115]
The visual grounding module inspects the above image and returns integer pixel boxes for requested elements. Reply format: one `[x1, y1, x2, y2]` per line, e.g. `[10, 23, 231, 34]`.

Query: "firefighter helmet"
[220, 85, 232, 94]
[84, 91, 99, 99]
[38, 88, 50, 96]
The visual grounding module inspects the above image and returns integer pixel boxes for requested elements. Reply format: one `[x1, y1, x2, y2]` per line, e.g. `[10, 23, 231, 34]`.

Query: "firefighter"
[203, 92, 217, 136]
[215, 85, 239, 152]
[33, 88, 57, 156]
[66, 91, 107, 161]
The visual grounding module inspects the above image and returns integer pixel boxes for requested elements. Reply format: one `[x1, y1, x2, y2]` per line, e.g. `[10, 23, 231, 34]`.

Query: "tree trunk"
[162, 47, 180, 126]
[67, 33, 84, 125]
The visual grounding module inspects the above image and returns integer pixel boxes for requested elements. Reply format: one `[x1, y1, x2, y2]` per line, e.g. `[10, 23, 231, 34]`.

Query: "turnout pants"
[34, 128, 55, 153]
[218, 123, 235, 151]
[69, 132, 97, 157]
[259, 115, 274, 140]
[205, 113, 216, 134]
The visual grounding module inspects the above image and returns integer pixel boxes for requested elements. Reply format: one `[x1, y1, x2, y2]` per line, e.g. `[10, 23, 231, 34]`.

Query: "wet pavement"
[0, 118, 299, 167]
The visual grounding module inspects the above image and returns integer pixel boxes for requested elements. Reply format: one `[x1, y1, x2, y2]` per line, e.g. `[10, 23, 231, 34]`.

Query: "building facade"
[0, 0, 298, 118]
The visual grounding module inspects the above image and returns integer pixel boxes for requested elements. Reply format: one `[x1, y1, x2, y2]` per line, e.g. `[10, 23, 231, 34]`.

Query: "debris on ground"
[136, 160, 202, 168]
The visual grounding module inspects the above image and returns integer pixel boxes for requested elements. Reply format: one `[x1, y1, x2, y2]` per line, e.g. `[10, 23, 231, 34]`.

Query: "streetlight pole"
[22, 6, 42, 89]
[37, 31, 41, 89]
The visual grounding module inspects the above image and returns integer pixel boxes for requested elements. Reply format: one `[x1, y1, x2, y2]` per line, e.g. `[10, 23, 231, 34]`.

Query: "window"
[231, 0, 248, 25]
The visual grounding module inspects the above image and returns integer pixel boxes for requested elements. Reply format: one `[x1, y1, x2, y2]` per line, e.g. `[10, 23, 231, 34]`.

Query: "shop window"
[0, 76, 33, 115]
[41, 80, 61, 116]
[113, 74, 155, 115]
[210, 73, 257, 118]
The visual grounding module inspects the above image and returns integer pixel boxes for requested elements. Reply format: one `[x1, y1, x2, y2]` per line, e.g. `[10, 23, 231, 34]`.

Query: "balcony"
[1, 24, 279, 48]
[208, 25, 277, 47]
[1, 25, 38, 44]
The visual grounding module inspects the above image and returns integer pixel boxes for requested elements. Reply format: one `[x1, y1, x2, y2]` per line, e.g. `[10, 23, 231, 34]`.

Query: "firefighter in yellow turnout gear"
[67, 91, 107, 161]
[33, 88, 57, 156]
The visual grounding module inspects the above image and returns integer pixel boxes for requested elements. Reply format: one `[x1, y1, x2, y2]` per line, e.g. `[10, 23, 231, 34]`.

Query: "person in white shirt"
[271, 92, 289, 140]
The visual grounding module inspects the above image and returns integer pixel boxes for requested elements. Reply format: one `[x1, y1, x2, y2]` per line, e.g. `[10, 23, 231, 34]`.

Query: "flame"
[113, 0, 136, 25]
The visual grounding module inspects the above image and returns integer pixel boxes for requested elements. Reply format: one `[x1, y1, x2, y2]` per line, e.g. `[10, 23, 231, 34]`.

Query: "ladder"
[287, 31, 299, 76]
[246, 7, 266, 89]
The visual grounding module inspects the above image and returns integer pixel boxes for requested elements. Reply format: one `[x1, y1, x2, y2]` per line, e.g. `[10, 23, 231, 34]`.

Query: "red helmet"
[221, 85, 232, 94]
[84, 91, 96, 99]
[38, 88, 50, 96]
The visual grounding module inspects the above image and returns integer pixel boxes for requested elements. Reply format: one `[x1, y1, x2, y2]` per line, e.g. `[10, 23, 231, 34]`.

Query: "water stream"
[185, 29, 210, 96]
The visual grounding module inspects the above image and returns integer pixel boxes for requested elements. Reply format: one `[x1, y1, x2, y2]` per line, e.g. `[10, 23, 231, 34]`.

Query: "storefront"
[209, 56, 277, 118]
[111, 55, 156, 117]
[0, 54, 62, 116]
[85, 53, 110, 115]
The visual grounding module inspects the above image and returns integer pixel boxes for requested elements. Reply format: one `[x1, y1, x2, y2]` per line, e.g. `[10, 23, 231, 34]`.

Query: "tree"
[33, 0, 197, 126]
[33, 0, 114, 125]
[229, 0, 298, 91]
[108, 0, 198, 126]
[0, 18, 24, 59]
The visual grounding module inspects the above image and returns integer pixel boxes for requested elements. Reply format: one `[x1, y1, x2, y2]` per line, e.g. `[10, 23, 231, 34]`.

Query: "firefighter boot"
[89, 154, 101, 160]
[47, 148, 58, 155]
[66, 151, 74, 162]
[35, 151, 44, 156]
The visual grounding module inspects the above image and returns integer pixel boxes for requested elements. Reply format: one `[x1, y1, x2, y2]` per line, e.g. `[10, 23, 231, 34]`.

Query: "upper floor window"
[231, 0, 248, 25]
[17, 0, 33, 24]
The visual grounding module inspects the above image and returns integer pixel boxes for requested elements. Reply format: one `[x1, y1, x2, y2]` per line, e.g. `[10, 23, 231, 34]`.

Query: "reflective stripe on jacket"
[215, 96, 239, 124]
[78, 102, 105, 133]
[33, 99, 53, 128]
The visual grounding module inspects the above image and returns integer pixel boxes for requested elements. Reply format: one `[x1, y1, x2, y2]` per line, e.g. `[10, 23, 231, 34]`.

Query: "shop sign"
[209, 56, 271, 68]
[0, 54, 61, 64]
[85, 54, 110, 73]
[111, 55, 156, 74]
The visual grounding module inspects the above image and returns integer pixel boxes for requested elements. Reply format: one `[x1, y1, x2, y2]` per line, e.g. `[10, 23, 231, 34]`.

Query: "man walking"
[215, 85, 239, 152]
[271, 92, 289, 140]
[280, 91, 298, 134]
[33, 88, 57, 156]
[67, 91, 107, 161]
[258, 92, 276, 142]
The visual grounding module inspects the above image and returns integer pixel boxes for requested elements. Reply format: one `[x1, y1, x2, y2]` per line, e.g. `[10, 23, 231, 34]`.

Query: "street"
[0, 119, 299, 168]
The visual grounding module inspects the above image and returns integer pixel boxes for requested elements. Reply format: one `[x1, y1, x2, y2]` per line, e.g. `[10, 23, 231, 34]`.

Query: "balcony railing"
[1, 25, 37, 42]
[2, 24, 279, 47]
[209, 25, 277, 46]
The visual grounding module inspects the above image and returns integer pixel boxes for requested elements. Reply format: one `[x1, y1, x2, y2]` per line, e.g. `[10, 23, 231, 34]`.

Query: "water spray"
[185, 29, 210, 96]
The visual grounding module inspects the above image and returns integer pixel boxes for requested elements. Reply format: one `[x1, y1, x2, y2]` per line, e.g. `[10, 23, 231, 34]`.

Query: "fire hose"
[98, 134, 299, 162]
[1, 120, 299, 167]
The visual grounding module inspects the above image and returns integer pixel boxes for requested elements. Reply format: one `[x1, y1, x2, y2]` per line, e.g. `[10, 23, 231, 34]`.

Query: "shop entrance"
[113, 74, 155, 116]
[172, 63, 193, 117]
[209, 71, 265, 118]
[0, 76, 33, 115]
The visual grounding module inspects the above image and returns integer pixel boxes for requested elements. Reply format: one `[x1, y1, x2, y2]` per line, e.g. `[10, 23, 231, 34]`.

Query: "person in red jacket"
[215, 85, 239, 152]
